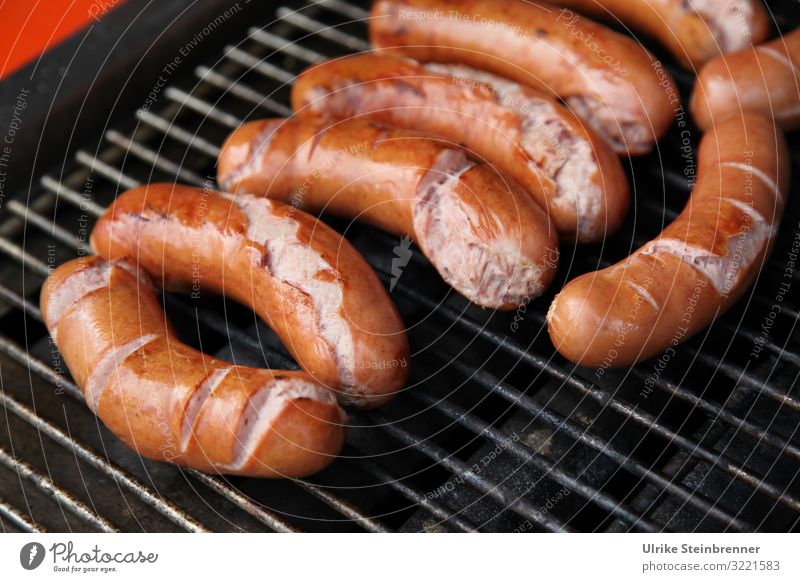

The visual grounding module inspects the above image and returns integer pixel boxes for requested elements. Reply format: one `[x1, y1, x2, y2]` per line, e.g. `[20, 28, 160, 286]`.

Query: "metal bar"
[6, 200, 92, 256]
[318, 0, 370, 21]
[276, 7, 371, 53]
[293, 479, 393, 532]
[165, 87, 241, 129]
[0, 497, 43, 532]
[343, 445, 478, 532]
[223, 45, 295, 84]
[136, 109, 222, 158]
[105, 130, 208, 188]
[0, 448, 119, 532]
[40, 175, 106, 217]
[248, 28, 326, 64]
[195, 66, 293, 116]
[188, 472, 299, 533]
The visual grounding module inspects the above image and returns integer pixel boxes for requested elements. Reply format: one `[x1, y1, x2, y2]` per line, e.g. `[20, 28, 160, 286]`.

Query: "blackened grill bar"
[0, 0, 796, 532]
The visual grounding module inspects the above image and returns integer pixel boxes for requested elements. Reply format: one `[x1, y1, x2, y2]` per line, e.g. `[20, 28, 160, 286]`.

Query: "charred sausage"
[41, 257, 347, 478]
[547, 114, 789, 368]
[90, 184, 409, 408]
[291, 54, 630, 242]
[218, 117, 559, 308]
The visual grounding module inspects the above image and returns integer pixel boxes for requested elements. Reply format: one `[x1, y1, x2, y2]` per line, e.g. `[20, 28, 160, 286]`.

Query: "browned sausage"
[40, 257, 347, 478]
[550, 0, 770, 69]
[291, 55, 630, 242]
[692, 28, 800, 131]
[218, 117, 559, 308]
[90, 184, 409, 408]
[547, 113, 789, 368]
[368, 0, 678, 154]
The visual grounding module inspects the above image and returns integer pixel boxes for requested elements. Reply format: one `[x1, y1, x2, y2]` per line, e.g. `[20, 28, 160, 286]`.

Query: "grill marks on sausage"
[223, 193, 356, 389]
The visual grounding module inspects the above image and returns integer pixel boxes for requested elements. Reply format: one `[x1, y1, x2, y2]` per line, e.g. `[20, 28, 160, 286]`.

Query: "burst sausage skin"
[41, 257, 347, 478]
[692, 28, 800, 132]
[291, 55, 630, 243]
[368, 0, 678, 155]
[551, 0, 770, 69]
[90, 184, 409, 408]
[218, 117, 559, 309]
[547, 114, 789, 368]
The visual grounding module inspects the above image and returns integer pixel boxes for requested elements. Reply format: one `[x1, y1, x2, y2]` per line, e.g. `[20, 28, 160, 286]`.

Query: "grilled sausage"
[218, 117, 559, 308]
[551, 0, 770, 69]
[692, 28, 800, 131]
[41, 257, 347, 478]
[291, 55, 630, 242]
[90, 183, 409, 408]
[368, 0, 678, 155]
[547, 113, 789, 368]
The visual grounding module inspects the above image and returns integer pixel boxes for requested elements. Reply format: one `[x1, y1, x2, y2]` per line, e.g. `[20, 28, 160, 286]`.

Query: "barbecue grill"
[0, 0, 798, 533]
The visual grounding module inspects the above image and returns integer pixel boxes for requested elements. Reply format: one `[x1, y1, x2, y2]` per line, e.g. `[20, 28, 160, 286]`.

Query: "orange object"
[0, 0, 126, 79]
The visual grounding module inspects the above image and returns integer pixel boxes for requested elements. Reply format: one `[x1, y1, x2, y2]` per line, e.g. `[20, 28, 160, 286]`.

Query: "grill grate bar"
[223, 45, 296, 84]
[6, 200, 91, 255]
[136, 109, 222, 158]
[293, 479, 393, 532]
[318, 0, 370, 20]
[275, 7, 371, 52]
[165, 87, 241, 129]
[0, 447, 119, 532]
[186, 472, 299, 533]
[363, 409, 573, 532]
[40, 175, 107, 217]
[249, 28, 327, 64]
[342, 445, 478, 532]
[409, 390, 661, 532]
[0, 496, 43, 532]
[195, 66, 292, 116]
[106, 130, 209, 187]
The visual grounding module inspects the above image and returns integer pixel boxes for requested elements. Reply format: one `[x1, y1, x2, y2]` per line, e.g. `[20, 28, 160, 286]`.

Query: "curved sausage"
[547, 113, 789, 368]
[551, 0, 770, 69]
[291, 55, 630, 243]
[41, 257, 347, 478]
[692, 28, 800, 131]
[218, 117, 559, 308]
[368, 0, 678, 155]
[90, 184, 409, 408]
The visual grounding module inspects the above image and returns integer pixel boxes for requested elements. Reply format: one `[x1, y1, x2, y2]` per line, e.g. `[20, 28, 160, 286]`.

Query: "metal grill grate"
[0, 0, 798, 532]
